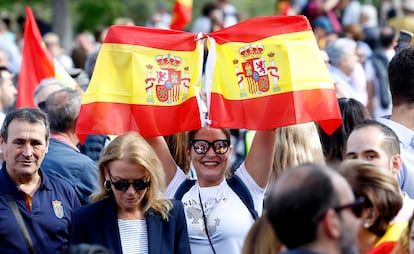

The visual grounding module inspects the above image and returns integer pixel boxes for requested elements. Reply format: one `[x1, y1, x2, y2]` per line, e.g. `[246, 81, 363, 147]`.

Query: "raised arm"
[146, 136, 178, 186]
[244, 129, 277, 188]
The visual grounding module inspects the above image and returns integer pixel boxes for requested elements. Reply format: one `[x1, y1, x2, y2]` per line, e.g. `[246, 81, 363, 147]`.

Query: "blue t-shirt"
[0, 166, 81, 253]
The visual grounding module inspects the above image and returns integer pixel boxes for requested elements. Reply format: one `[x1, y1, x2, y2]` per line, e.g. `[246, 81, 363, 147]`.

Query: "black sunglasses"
[191, 139, 230, 155]
[333, 196, 366, 218]
[38, 101, 46, 112]
[107, 170, 150, 191]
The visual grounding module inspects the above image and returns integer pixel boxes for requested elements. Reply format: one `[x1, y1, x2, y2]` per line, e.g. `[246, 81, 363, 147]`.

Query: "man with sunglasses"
[266, 163, 362, 254]
[33, 77, 67, 112]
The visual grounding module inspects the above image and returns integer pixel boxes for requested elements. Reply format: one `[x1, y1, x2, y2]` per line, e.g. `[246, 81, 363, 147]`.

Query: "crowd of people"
[2, 0, 414, 253]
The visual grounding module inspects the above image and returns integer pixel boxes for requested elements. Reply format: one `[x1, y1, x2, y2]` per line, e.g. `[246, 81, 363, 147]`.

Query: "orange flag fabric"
[76, 26, 203, 141]
[170, 0, 193, 30]
[17, 6, 79, 108]
[205, 15, 342, 135]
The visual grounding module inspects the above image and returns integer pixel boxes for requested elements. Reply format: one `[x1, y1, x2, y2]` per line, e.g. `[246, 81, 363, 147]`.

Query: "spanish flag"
[170, 0, 193, 30]
[16, 6, 79, 108]
[76, 26, 204, 140]
[205, 16, 341, 135]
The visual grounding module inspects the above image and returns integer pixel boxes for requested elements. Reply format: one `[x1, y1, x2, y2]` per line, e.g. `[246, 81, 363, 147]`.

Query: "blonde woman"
[273, 122, 325, 180]
[70, 132, 191, 254]
[241, 212, 282, 254]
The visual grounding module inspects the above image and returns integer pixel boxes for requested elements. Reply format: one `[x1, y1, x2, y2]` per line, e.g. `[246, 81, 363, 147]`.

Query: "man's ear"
[390, 154, 402, 176]
[44, 138, 50, 153]
[0, 136, 4, 157]
[322, 208, 341, 239]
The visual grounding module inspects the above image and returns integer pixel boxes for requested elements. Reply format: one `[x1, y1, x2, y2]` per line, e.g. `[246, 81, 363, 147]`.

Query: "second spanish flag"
[206, 15, 341, 135]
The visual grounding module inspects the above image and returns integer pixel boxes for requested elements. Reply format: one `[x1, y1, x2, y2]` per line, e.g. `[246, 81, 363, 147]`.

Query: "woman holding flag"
[74, 14, 341, 254]
[147, 127, 276, 254]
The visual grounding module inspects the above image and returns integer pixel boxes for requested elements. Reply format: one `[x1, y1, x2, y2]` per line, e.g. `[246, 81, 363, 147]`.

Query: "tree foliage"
[0, 0, 278, 34]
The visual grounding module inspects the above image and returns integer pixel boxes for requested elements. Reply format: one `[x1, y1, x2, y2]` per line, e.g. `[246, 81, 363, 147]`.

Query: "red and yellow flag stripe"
[206, 15, 341, 134]
[77, 26, 203, 140]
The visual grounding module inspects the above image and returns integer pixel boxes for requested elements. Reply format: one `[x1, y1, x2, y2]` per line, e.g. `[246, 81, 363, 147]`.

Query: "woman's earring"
[363, 222, 371, 228]
[104, 180, 112, 191]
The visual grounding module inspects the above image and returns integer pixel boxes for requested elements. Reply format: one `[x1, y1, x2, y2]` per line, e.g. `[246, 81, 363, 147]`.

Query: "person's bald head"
[266, 163, 359, 252]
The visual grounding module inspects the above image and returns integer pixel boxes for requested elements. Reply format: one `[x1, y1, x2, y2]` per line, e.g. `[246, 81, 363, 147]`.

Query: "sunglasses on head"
[333, 196, 366, 218]
[37, 101, 46, 112]
[107, 170, 150, 191]
[191, 139, 230, 155]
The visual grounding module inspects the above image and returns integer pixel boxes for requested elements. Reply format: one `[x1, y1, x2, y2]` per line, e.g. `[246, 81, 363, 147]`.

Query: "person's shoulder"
[41, 171, 79, 202]
[43, 171, 74, 189]
[75, 152, 98, 168]
[171, 199, 184, 209]
[404, 193, 414, 210]
[377, 117, 413, 137]
[48, 139, 97, 166]
[166, 199, 186, 220]
[74, 198, 110, 216]
[163, 199, 184, 214]
[47, 138, 77, 153]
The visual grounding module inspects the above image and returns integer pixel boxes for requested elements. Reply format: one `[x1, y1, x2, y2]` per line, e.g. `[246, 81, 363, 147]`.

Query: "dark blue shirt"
[0, 166, 81, 253]
[41, 138, 98, 205]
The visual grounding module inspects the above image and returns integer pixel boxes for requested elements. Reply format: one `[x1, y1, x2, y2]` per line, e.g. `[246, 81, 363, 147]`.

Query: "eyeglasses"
[333, 196, 366, 218]
[191, 139, 230, 155]
[107, 170, 150, 191]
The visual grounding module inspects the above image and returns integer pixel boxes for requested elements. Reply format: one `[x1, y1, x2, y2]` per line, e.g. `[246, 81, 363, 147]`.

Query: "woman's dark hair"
[318, 98, 371, 164]
[339, 98, 371, 136]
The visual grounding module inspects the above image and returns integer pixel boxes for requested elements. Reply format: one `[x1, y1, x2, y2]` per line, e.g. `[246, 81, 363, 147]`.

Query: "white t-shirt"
[165, 163, 265, 254]
[118, 219, 148, 254]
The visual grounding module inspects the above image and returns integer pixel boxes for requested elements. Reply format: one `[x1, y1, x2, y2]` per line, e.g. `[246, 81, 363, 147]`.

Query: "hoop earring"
[104, 180, 112, 191]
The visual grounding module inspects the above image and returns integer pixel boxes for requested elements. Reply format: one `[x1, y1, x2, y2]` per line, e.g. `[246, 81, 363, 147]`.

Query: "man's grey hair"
[33, 78, 68, 104]
[326, 38, 357, 67]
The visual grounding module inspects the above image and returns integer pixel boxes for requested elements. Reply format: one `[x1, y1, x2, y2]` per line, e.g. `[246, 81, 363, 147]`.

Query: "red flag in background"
[170, 0, 193, 30]
[76, 26, 204, 141]
[205, 15, 342, 135]
[16, 6, 80, 108]
[16, 6, 54, 108]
